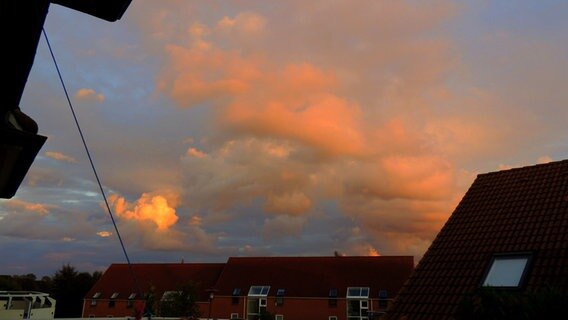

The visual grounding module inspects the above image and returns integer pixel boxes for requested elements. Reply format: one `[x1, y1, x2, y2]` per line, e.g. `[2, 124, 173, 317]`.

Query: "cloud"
[3, 199, 56, 216]
[109, 192, 179, 230]
[264, 191, 312, 216]
[45, 151, 77, 163]
[97, 231, 112, 237]
[262, 215, 306, 240]
[217, 12, 266, 35]
[153, 1, 468, 258]
[74, 88, 105, 103]
[107, 191, 219, 252]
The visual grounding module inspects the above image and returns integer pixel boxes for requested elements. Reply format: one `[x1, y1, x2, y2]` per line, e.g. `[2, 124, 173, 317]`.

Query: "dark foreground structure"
[386, 160, 568, 319]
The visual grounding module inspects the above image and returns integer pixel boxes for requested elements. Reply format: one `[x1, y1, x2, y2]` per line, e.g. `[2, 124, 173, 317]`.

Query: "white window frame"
[248, 285, 270, 297]
[482, 253, 532, 288]
[329, 316, 338, 320]
[275, 315, 284, 320]
[346, 287, 370, 320]
[230, 313, 239, 319]
[346, 287, 370, 299]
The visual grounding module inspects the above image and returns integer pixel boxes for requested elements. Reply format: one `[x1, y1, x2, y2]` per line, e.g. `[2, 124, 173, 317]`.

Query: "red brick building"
[386, 160, 568, 319]
[83, 256, 413, 319]
[82, 263, 225, 318]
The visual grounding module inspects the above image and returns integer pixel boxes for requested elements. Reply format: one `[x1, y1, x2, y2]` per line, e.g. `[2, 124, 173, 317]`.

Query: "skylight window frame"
[248, 285, 271, 297]
[480, 252, 533, 289]
[328, 288, 338, 306]
[276, 288, 285, 306]
[127, 293, 136, 308]
[232, 288, 241, 305]
[346, 287, 370, 298]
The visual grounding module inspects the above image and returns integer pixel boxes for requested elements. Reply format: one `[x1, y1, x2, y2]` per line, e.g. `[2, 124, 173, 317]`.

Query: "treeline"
[0, 264, 102, 318]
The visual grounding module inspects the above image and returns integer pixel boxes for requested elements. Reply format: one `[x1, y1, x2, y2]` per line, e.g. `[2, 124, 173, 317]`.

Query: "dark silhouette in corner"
[0, 0, 132, 198]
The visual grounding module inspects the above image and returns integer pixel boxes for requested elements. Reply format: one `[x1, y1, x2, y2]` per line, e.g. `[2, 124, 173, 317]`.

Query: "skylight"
[482, 254, 531, 288]
[248, 286, 270, 296]
[347, 287, 370, 298]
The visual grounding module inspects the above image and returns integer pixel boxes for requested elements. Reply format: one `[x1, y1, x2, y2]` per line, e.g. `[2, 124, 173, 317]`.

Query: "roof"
[386, 160, 568, 319]
[85, 263, 225, 302]
[212, 256, 414, 298]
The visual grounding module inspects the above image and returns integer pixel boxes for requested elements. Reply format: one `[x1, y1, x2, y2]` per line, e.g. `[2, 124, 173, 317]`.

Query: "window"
[329, 317, 338, 320]
[275, 315, 284, 320]
[91, 292, 101, 306]
[248, 285, 270, 296]
[109, 292, 119, 308]
[247, 286, 270, 320]
[259, 298, 267, 307]
[328, 288, 338, 307]
[347, 287, 369, 298]
[232, 288, 241, 304]
[347, 287, 370, 320]
[127, 293, 136, 308]
[230, 313, 239, 319]
[482, 253, 532, 288]
[378, 289, 388, 309]
[276, 288, 285, 306]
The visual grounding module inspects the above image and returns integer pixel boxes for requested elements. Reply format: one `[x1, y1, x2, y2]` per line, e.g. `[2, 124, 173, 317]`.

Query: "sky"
[1, 0, 568, 277]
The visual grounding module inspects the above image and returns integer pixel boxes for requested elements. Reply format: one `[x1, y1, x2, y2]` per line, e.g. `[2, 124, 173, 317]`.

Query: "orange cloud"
[109, 192, 179, 230]
[217, 12, 266, 35]
[5, 199, 56, 216]
[150, 2, 473, 259]
[97, 231, 112, 237]
[45, 151, 77, 164]
[75, 88, 105, 103]
[264, 191, 312, 215]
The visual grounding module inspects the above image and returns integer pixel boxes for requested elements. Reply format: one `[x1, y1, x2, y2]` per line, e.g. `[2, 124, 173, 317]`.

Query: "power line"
[42, 28, 142, 297]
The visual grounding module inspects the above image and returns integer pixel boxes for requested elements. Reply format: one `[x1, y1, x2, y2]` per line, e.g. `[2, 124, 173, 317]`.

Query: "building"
[82, 263, 225, 318]
[83, 256, 413, 319]
[0, 291, 56, 320]
[385, 160, 568, 319]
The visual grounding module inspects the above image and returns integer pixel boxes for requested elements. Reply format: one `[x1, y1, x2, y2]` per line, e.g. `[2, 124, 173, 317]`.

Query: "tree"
[52, 264, 101, 318]
[158, 282, 200, 319]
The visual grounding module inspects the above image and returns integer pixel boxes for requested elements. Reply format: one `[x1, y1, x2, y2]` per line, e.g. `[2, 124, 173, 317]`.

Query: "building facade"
[83, 256, 413, 320]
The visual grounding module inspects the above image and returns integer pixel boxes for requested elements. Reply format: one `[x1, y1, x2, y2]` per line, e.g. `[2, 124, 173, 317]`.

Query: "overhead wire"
[41, 28, 143, 300]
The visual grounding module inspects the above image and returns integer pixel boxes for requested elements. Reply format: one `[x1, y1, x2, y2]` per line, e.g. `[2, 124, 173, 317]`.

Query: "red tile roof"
[86, 256, 413, 304]
[213, 256, 414, 298]
[85, 263, 225, 302]
[386, 160, 568, 319]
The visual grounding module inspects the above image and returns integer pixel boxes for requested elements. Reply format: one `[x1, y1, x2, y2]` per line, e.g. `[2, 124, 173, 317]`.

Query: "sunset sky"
[2, 1, 568, 277]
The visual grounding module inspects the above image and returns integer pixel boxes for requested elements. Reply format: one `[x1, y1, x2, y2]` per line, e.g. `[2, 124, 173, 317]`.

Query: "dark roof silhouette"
[386, 160, 568, 319]
[85, 263, 225, 302]
[85, 256, 413, 303]
[213, 256, 414, 297]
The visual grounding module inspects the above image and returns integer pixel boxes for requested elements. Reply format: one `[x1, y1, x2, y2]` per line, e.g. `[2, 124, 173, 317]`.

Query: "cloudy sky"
[2, 0, 568, 277]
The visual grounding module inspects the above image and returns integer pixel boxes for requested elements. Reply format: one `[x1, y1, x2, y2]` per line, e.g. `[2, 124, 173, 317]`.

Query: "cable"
[42, 28, 142, 297]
